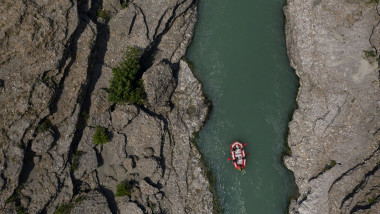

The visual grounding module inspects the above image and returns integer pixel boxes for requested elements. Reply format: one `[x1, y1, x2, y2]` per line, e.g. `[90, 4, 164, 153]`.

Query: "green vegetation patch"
[149, 203, 156, 212]
[363, 49, 379, 64]
[108, 47, 145, 105]
[5, 194, 18, 204]
[40, 118, 52, 133]
[367, 0, 379, 4]
[74, 196, 83, 203]
[17, 143, 24, 149]
[54, 195, 84, 214]
[5, 183, 24, 204]
[81, 111, 89, 123]
[121, 2, 127, 9]
[54, 203, 74, 214]
[97, 9, 110, 21]
[364, 50, 376, 58]
[323, 160, 336, 172]
[368, 195, 378, 205]
[17, 205, 26, 214]
[115, 180, 131, 197]
[93, 126, 110, 145]
[71, 150, 84, 171]
[79, 111, 89, 127]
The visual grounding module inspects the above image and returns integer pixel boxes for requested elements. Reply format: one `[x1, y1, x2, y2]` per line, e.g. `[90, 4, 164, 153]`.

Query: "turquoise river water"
[187, 0, 299, 213]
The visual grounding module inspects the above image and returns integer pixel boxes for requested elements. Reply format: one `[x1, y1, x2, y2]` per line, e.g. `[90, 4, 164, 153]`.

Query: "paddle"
[243, 142, 247, 146]
[227, 158, 231, 160]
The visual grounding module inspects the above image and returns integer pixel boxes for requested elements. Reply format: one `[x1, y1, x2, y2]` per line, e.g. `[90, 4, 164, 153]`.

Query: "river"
[186, 0, 299, 213]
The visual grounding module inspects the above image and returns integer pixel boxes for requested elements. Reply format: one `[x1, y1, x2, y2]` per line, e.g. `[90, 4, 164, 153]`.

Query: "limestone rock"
[122, 158, 134, 172]
[140, 180, 159, 195]
[284, 0, 380, 213]
[111, 104, 139, 131]
[119, 202, 143, 214]
[136, 158, 159, 178]
[31, 130, 54, 154]
[123, 112, 164, 158]
[0, 0, 213, 213]
[142, 62, 176, 111]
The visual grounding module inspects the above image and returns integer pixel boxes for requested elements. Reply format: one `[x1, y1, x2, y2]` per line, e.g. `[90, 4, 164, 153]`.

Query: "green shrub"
[367, 0, 379, 4]
[81, 111, 89, 123]
[54, 203, 73, 214]
[115, 180, 131, 197]
[108, 47, 145, 104]
[71, 150, 84, 171]
[368, 195, 377, 204]
[79, 111, 89, 127]
[323, 160, 336, 172]
[121, 2, 127, 9]
[40, 119, 52, 133]
[149, 203, 156, 212]
[74, 196, 83, 203]
[5, 183, 24, 204]
[97, 9, 110, 20]
[93, 126, 109, 145]
[5, 194, 17, 204]
[17, 205, 25, 214]
[364, 50, 376, 59]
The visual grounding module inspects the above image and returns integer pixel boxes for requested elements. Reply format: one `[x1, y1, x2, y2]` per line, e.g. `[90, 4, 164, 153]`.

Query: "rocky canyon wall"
[0, 0, 213, 213]
[284, 0, 380, 213]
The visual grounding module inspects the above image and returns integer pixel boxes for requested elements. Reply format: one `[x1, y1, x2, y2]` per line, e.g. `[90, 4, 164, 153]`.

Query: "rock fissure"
[128, 12, 137, 35]
[349, 194, 380, 214]
[328, 145, 380, 193]
[152, 8, 170, 40]
[340, 163, 380, 209]
[369, 1, 380, 54]
[132, 4, 150, 41]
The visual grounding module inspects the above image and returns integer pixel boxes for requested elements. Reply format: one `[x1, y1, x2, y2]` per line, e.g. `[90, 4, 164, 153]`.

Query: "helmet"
[235, 145, 239, 149]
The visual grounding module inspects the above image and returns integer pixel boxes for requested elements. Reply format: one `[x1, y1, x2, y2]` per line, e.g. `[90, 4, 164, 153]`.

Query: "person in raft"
[233, 145, 245, 170]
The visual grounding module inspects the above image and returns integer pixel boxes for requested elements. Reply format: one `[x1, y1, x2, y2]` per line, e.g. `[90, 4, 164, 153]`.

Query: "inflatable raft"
[229, 141, 247, 171]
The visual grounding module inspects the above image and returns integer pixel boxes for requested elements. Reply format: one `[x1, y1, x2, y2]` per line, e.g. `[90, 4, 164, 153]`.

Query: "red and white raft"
[228, 141, 248, 171]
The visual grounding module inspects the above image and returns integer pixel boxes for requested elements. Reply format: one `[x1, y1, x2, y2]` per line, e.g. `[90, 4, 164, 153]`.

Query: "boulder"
[140, 180, 159, 195]
[71, 190, 112, 214]
[119, 202, 143, 214]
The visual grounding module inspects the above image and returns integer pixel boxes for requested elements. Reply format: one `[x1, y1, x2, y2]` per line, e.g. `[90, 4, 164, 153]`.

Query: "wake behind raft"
[228, 141, 250, 171]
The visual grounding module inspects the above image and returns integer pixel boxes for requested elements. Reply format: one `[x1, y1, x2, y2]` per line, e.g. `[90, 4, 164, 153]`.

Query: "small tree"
[93, 126, 109, 145]
[108, 47, 145, 104]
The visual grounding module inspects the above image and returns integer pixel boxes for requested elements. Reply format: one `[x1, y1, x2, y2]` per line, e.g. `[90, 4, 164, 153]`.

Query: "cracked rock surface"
[284, 0, 380, 213]
[0, 0, 213, 213]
